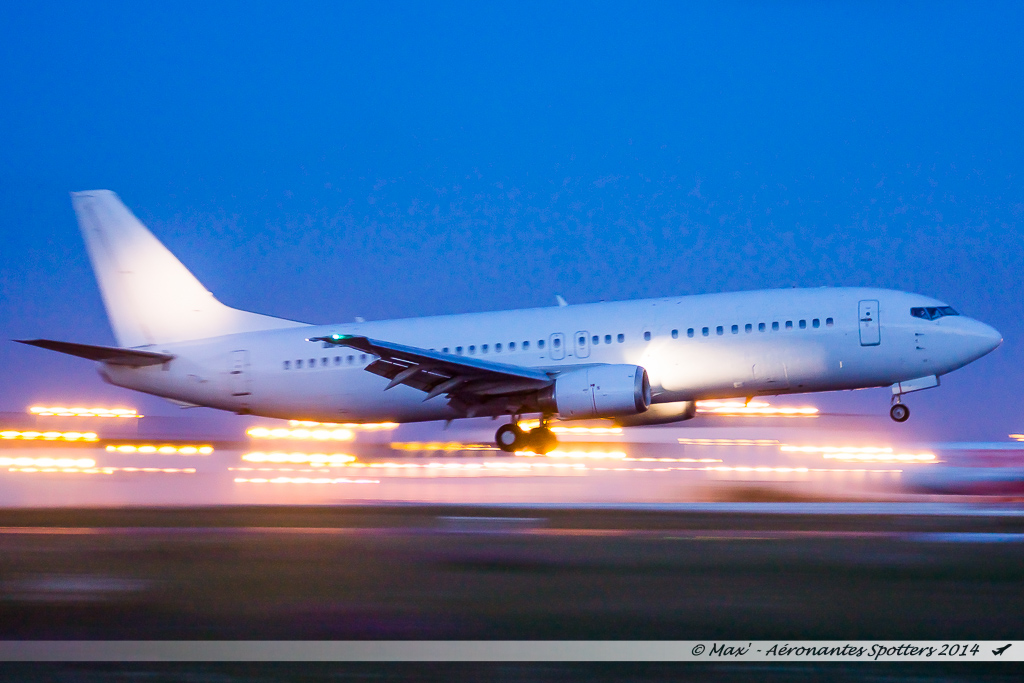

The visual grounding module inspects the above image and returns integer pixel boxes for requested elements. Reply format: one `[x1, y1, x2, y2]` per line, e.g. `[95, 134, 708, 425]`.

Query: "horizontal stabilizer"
[15, 339, 174, 367]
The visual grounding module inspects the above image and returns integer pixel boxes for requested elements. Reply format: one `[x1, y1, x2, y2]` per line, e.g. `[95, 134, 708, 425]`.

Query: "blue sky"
[1, 2, 1021, 437]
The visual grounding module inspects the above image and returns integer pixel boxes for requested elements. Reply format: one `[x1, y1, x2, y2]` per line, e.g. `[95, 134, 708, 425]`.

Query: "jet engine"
[542, 365, 651, 419]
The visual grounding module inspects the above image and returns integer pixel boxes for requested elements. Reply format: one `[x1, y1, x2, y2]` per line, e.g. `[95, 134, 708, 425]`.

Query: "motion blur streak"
[288, 421, 399, 430]
[242, 452, 356, 465]
[105, 445, 213, 454]
[247, 427, 354, 441]
[0, 430, 97, 441]
[696, 401, 819, 416]
[29, 407, 140, 418]
[234, 477, 378, 485]
[678, 438, 779, 446]
[0, 457, 95, 468]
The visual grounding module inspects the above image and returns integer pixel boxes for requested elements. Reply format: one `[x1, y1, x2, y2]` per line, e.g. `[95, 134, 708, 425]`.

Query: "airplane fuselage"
[99, 286, 1001, 423]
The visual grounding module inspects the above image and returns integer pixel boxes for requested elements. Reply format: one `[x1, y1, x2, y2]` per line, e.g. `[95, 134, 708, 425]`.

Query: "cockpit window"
[911, 306, 959, 321]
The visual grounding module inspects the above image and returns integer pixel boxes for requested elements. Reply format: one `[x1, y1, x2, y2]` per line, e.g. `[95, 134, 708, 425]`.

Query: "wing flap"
[310, 334, 553, 411]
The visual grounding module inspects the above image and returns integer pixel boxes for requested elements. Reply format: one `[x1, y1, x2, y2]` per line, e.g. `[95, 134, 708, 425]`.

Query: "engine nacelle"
[546, 365, 651, 420]
[614, 400, 696, 427]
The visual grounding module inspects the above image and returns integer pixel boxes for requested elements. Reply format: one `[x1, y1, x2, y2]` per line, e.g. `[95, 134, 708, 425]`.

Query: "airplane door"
[229, 350, 252, 396]
[858, 300, 880, 346]
[574, 331, 590, 359]
[550, 333, 566, 360]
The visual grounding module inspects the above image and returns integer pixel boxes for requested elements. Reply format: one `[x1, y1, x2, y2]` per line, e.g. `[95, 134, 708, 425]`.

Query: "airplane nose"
[969, 320, 1003, 357]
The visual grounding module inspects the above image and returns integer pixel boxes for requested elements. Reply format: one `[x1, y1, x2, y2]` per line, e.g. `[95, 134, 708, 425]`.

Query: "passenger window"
[605, 335, 612, 344]
[456, 346, 463, 355]
[644, 331, 651, 341]
[481, 344, 488, 353]
[347, 355, 354, 364]
[335, 356, 341, 366]
[799, 320, 806, 329]
[745, 324, 752, 333]
[552, 338, 560, 348]
[538, 340, 545, 349]
[617, 334, 625, 343]
[322, 357, 328, 367]
[578, 335, 586, 346]
[283, 361, 290, 370]
[731, 325, 738, 334]
[523, 341, 530, 350]
[785, 321, 793, 330]
[592, 335, 599, 345]
[716, 326, 724, 336]
[496, 343, 502, 352]
[826, 318, 834, 327]
[812, 319, 820, 328]
[442, 347, 449, 353]
[509, 342, 516, 351]
[360, 354, 367, 363]
[671, 329, 678, 339]
[758, 323, 766, 332]
[702, 327, 709, 337]
[687, 328, 694, 338]
[296, 359, 303, 369]
[309, 358, 316, 367]
[469, 345, 476, 354]
[772, 322, 779, 331]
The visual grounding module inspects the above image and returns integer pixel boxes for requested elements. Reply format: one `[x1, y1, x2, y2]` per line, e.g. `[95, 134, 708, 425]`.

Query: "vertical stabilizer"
[71, 190, 306, 347]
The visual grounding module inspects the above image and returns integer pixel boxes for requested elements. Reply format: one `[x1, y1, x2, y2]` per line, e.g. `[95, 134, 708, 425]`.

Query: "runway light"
[0, 456, 95, 468]
[391, 442, 497, 452]
[0, 430, 98, 441]
[677, 438, 779, 446]
[696, 400, 818, 416]
[234, 476, 378, 485]
[29, 406, 140, 418]
[1010, 434, 1024, 442]
[104, 444, 213, 455]
[242, 452, 356, 465]
[287, 420, 399, 431]
[515, 421, 622, 435]
[247, 427, 354, 441]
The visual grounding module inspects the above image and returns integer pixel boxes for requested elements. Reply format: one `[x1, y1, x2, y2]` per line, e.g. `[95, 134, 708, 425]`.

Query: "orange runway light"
[105, 445, 213, 455]
[29, 406, 140, 418]
[391, 442, 497, 452]
[0, 430, 98, 442]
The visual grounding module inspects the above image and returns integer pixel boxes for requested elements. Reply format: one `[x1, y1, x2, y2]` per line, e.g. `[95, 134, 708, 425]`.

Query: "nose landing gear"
[495, 418, 558, 454]
[889, 401, 910, 423]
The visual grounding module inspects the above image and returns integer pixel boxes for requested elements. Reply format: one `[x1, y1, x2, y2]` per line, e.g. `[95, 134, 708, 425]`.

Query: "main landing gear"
[889, 400, 910, 423]
[495, 420, 558, 454]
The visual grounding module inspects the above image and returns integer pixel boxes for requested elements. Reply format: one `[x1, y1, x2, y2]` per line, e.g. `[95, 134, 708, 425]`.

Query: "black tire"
[890, 403, 910, 422]
[528, 427, 558, 455]
[495, 423, 524, 452]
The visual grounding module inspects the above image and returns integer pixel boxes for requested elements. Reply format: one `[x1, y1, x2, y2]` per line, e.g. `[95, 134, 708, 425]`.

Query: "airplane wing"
[15, 339, 174, 367]
[309, 334, 555, 417]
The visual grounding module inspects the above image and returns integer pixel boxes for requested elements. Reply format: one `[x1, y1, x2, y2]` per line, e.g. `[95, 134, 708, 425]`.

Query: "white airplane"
[17, 191, 1003, 453]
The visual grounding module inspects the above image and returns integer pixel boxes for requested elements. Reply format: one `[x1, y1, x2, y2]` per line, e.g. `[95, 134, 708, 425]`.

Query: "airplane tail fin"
[71, 190, 306, 347]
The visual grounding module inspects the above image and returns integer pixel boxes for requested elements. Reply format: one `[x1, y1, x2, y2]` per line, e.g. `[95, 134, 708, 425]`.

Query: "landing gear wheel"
[495, 423, 525, 452]
[890, 403, 910, 422]
[527, 427, 558, 455]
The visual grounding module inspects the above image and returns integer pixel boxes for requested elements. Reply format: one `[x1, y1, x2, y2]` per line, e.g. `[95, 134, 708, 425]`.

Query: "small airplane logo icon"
[992, 644, 1011, 656]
